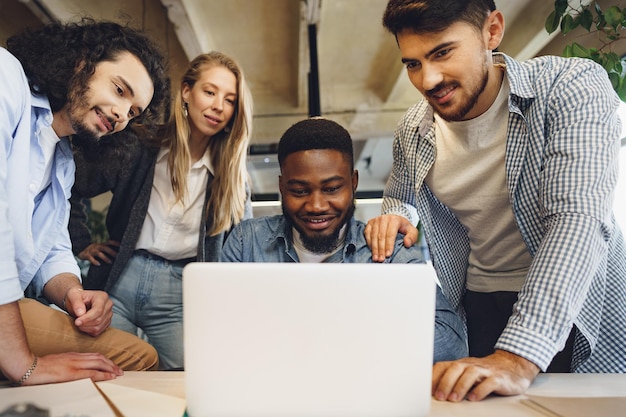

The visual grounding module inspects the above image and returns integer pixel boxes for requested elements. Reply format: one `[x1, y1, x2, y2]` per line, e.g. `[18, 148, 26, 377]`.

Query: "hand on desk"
[432, 349, 540, 402]
[365, 214, 418, 262]
[23, 352, 122, 386]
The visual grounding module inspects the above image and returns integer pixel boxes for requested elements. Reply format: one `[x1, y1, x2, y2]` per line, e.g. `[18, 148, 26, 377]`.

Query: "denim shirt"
[221, 215, 468, 362]
[0, 48, 80, 304]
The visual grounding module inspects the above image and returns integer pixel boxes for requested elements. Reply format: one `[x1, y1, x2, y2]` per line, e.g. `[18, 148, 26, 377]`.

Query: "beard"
[427, 63, 489, 122]
[283, 202, 355, 254]
[66, 78, 102, 159]
[67, 77, 126, 162]
[68, 80, 101, 140]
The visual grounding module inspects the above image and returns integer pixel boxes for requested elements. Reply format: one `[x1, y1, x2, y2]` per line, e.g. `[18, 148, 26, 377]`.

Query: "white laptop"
[183, 262, 436, 417]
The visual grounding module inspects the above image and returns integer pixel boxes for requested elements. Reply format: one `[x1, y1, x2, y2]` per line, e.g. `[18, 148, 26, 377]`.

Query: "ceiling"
[1, 0, 623, 200]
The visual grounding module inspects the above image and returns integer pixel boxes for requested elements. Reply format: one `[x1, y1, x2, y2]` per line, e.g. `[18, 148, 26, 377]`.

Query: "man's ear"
[278, 174, 284, 196]
[352, 170, 359, 193]
[484, 10, 505, 51]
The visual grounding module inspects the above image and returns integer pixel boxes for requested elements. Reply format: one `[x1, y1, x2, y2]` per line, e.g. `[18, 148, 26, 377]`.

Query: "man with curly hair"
[0, 19, 170, 385]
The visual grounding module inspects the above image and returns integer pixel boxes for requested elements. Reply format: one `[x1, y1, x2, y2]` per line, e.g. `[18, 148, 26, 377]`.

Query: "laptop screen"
[183, 262, 435, 417]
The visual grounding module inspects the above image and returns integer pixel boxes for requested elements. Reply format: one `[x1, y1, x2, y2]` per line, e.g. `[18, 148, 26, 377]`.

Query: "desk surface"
[99, 372, 626, 417]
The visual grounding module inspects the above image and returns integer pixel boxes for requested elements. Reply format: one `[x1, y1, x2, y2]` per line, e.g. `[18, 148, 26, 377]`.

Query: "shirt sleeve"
[390, 243, 468, 362]
[221, 222, 245, 262]
[33, 140, 81, 297]
[34, 200, 82, 296]
[496, 59, 622, 370]
[0, 48, 28, 304]
[381, 109, 421, 225]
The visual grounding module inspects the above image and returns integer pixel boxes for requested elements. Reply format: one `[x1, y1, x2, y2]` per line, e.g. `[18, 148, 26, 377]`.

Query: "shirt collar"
[156, 146, 215, 174]
[273, 216, 360, 259]
[495, 52, 536, 100]
[31, 91, 54, 127]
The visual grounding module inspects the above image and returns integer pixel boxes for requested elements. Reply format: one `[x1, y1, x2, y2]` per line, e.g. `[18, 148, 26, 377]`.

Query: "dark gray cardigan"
[69, 135, 252, 291]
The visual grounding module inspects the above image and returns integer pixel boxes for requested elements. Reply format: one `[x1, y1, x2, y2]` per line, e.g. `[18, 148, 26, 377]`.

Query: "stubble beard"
[66, 80, 105, 157]
[283, 202, 355, 254]
[429, 63, 489, 122]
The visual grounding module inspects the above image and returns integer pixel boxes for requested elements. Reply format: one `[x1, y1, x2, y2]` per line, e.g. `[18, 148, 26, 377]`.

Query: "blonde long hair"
[160, 52, 253, 235]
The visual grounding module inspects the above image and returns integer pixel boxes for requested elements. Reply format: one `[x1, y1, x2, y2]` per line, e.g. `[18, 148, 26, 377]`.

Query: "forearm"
[499, 214, 607, 370]
[42, 273, 82, 310]
[0, 302, 37, 382]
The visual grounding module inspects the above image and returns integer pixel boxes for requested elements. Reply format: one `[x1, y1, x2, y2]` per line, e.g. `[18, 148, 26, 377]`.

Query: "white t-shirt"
[425, 75, 532, 292]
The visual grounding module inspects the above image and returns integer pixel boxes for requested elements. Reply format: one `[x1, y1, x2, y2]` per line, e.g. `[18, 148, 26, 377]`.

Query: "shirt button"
[29, 184, 37, 192]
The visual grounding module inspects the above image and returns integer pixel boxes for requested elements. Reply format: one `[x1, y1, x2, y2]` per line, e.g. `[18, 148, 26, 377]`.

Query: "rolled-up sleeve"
[0, 48, 28, 304]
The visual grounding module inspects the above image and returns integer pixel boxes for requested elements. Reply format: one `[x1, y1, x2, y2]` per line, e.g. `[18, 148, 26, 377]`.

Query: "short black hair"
[382, 0, 496, 35]
[277, 117, 354, 171]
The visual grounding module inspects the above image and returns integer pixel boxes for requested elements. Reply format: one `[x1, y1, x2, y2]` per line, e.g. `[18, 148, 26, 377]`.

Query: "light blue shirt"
[382, 52, 626, 372]
[221, 214, 469, 363]
[0, 47, 80, 305]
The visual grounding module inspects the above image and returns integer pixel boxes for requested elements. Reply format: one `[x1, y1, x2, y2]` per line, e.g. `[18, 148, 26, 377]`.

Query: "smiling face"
[397, 11, 504, 121]
[64, 51, 154, 141]
[181, 65, 237, 141]
[279, 149, 358, 254]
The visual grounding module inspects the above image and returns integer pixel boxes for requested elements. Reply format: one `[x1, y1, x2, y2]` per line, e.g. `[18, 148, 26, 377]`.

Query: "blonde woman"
[69, 52, 254, 369]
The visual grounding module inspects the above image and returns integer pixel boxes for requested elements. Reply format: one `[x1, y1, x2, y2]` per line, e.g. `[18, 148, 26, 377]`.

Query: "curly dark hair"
[6, 17, 170, 129]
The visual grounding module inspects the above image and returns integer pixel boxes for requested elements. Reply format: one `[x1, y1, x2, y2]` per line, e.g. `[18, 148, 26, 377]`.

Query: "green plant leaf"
[615, 59, 624, 76]
[595, 2, 603, 15]
[555, 0, 569, 16]
[546, 10, 561, 33]
[571, 42, 590, 58]
[545, 0, 625, 99]
[561, 13, 578, 33]
[604, 6, 624, 29]
[604, 51, 621, 72]
[589, 48, 601, 63]
[608, 71, 620, 90]
[596, 13, 607, 31]
[563, 44, 573, 57]
[579, 8, 594, 31]
[617, 78, 626, 102]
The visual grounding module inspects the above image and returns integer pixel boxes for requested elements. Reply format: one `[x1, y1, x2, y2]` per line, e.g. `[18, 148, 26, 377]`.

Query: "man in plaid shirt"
[366, 0, 626, 402]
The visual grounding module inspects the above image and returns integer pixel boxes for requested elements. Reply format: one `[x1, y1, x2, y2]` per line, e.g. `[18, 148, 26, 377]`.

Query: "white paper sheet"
[96, 381, 186, 417]
[0, 378, 115, 416]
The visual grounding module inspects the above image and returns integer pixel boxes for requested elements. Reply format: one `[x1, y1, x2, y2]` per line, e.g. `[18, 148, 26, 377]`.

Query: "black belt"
[134, 249, 196, 267]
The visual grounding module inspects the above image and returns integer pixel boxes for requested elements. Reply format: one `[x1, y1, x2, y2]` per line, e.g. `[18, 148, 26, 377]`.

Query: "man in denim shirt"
[221, 117, 467, 363]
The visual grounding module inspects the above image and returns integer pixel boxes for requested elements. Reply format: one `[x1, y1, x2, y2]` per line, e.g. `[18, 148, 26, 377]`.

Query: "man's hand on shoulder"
[364, 214, 418, 262]
[431, 349, 541, 402]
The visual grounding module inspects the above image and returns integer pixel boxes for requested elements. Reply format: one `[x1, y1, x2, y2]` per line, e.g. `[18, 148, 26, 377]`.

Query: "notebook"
[183, 262, 436, 417]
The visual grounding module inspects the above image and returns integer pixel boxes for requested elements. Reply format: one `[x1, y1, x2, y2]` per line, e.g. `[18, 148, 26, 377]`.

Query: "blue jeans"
[109, 252, 187, 370]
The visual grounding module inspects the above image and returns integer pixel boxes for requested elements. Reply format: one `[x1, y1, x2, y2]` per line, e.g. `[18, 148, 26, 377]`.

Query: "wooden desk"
[99, 372, 626, 417]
